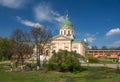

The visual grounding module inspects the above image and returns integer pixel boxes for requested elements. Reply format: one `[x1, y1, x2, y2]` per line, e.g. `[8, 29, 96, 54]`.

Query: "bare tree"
[31, 27, 52, 70]
[91, 46, 98, 50]
[11, 28, 32, 67]
[101, 46, 108, 50]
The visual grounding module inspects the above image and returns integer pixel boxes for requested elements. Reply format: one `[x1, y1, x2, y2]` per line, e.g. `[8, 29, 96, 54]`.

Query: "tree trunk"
[16, 55, 20, 67]
[20, 54, 24, 65]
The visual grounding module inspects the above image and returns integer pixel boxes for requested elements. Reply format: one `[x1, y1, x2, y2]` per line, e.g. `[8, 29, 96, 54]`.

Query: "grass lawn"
[0, 64, 120, 82]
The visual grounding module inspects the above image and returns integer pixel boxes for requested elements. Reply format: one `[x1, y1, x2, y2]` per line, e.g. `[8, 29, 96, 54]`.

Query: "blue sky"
[0, 0, 120, 48]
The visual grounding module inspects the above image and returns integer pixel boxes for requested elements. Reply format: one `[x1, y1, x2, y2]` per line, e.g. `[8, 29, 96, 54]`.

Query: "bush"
[86, 55, 99, 63]
[47, 50, 82, 72]
[2, 56, 5, 61]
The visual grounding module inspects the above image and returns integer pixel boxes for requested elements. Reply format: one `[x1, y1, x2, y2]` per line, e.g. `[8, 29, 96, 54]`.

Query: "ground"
[0, 64, 120, 82]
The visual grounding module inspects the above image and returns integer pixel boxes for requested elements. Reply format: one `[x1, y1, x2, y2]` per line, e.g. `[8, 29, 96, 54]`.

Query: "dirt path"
[81, 64, 120, 68]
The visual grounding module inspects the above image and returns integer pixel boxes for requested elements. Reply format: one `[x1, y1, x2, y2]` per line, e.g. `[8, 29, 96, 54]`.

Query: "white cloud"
[106, 28, 120, 36]
[34, 3, 65, 23]
[110, 40, 120, 47]
[87, 37, 96, 43]
[85, 33, 96, 43]
[55, 16, 65, 23]
[16, 16, 44, 28]
[0, 0, 28, 9]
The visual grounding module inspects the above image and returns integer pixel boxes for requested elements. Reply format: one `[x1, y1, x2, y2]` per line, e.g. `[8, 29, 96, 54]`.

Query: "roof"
[61, 20, 73, 27]
[88, 50, 120, 52]
[73, 39, 82, 42]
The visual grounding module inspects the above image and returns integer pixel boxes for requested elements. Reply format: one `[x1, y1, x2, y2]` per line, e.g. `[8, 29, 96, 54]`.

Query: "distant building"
[88, 50, 120, 58]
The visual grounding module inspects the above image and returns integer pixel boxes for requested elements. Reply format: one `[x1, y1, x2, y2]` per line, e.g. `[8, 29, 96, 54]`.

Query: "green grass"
[0, 64, 120, 82]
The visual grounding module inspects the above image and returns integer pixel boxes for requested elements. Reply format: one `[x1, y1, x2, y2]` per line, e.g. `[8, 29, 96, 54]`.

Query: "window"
[72, 31, 74, 34]
[68, 30, 70, 35]
[46, 50, 48, 56]
[52, 50, 56, 53]
[64, 30, 66, 35]
[61, 31, 62, 35]
[74, 50, 77, 53]
[39, 49, 43, 55]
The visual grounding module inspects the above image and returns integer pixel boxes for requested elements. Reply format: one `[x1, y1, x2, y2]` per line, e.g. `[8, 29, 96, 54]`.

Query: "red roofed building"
[88, 50, 120, 58]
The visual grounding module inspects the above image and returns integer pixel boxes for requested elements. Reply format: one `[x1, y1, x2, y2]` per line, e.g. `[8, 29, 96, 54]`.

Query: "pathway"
[81, 64, 120, 69]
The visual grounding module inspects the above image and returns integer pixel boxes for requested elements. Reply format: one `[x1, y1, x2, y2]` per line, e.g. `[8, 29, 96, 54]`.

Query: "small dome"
[61, 20, 73, 27]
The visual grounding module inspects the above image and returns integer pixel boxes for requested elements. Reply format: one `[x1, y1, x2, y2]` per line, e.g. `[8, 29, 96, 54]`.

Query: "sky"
[0, 0, 120, 48]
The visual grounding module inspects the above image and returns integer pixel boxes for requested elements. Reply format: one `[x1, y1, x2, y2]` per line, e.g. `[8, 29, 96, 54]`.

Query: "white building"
[50, 14, 86, 56]
[33, 14, 87, 61]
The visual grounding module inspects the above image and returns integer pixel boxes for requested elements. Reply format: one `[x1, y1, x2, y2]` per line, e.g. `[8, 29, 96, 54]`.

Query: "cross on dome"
[66, 10, 69, 20]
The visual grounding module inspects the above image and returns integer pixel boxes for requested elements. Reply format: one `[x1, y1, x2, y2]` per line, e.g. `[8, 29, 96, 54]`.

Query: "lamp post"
[36, 44, 40, 70]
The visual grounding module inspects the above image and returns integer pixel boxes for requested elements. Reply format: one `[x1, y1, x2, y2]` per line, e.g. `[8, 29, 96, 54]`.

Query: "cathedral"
[33, 14, 87, 61]
[50, 14, 87, 56]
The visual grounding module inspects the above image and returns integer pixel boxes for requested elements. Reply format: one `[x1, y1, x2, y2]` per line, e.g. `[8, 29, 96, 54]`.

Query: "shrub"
[86, 55, 99, 63]
[42, 59, 48, 68]
[47, 50, 82, 72]
[2, 56, 5, 61]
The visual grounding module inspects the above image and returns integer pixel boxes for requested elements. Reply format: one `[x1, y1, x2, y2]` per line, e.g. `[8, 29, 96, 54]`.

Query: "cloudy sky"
[0, 0, 120, 48]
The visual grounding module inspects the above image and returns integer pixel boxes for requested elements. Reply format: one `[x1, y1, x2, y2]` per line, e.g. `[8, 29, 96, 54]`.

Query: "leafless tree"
[11, 28, 33, 67]
[31, 27, 52, 70]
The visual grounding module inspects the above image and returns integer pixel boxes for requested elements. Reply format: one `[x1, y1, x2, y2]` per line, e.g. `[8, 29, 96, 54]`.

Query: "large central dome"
[61, 20, 73, 27]
[61, 14, 74, 30]
[59, 14, 75, 39]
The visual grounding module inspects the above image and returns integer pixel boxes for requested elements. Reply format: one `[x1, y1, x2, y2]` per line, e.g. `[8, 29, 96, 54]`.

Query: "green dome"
[61, 20, 73, 27]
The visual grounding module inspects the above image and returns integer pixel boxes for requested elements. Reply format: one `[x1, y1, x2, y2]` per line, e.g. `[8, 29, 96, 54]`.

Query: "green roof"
[61, 20, 73, 27]
[73, 39, 82, 42]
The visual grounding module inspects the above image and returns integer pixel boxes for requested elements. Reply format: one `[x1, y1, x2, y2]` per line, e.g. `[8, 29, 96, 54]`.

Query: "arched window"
[46, 50, 48, 56]
[64, 30, 66, 35]
[39, 49, 43, 55]
[74, 50, 77, 53]
[68, 30, 70, 35]
[72, 31, 73, 34]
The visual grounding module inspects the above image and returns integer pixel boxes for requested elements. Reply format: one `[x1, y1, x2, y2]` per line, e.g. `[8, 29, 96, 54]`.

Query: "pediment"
[52, 35, 71, 41]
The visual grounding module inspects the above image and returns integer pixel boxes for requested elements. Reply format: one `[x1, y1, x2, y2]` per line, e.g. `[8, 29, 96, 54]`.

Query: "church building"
[50, 14, 87, 56]
[32, 14, 87, 61]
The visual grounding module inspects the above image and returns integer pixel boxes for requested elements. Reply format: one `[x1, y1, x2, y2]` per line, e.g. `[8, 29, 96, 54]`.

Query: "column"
[63, 42, 64, 49]
[56, 42, 59, 52]
[78, 44, 81, 54]
[57, 43, 59, 52]
[50, 43, 53, 56]
[69, 42, 71, 51]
